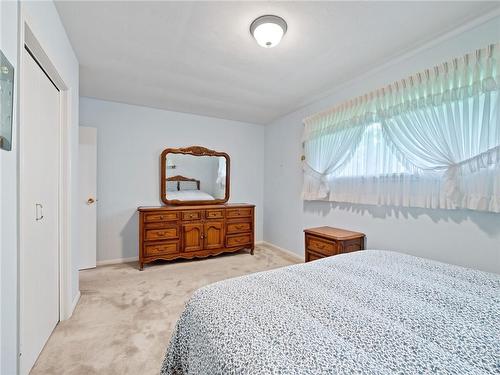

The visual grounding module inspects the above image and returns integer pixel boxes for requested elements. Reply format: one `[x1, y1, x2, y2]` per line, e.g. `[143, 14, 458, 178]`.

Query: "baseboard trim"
[68, 291, 81, 318]
[96, 256, 139, 266]
[95, 245, 301, 266]
[258, 241, 304, 263]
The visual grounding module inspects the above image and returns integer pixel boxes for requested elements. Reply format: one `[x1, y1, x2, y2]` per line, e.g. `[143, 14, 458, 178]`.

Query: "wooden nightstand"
[304, 226, 365, 262]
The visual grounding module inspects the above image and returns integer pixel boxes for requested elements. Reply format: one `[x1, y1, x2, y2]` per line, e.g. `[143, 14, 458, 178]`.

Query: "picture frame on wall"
[0, 49, 14, 151]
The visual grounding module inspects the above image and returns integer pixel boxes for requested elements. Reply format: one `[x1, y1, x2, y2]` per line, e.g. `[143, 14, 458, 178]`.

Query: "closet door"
[20, 48, 60, 375]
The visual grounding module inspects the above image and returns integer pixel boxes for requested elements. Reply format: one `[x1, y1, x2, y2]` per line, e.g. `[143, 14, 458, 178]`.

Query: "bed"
[166, 175, 215, 201]
[161, 250, 499, 374]
[166, 190, 215, 201]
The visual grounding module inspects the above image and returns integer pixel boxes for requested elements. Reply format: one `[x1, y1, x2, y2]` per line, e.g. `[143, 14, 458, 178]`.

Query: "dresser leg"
[250, 246, 254, 255]
[139, 262, 144, 271]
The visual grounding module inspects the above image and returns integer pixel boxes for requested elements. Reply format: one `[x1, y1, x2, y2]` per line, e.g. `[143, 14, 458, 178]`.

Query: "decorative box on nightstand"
[304, 226, 365, 262]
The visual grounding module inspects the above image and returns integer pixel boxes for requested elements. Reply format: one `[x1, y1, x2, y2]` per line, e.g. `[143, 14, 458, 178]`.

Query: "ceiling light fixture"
[250, 15, 287, 48]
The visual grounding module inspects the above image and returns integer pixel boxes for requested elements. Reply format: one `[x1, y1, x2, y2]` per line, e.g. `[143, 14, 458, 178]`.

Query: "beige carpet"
[31, 246, 299, 375]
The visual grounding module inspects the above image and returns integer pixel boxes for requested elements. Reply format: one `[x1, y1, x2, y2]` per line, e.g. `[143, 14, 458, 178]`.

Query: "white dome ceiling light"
[250, 15, 287, 48]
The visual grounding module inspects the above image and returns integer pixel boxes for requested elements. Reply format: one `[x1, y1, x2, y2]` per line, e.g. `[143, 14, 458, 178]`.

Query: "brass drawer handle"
[236, 225, 246, 229]
[315, 243, 325, 249]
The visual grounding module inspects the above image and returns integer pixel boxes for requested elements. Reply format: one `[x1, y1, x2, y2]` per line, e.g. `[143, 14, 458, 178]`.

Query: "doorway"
[79, 126, 97, 270]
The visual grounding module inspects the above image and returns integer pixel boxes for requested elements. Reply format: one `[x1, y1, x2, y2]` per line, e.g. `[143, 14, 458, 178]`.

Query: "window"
[335, 123, 412, 178]
[302, 43, 500, 212]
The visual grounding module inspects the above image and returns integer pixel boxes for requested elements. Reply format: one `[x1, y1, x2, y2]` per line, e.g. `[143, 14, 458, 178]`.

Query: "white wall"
[0, 1, 79, 373]
[264, 16, 500, 274]
[1, 1, 19, 373]
[80, 97, 265, 262]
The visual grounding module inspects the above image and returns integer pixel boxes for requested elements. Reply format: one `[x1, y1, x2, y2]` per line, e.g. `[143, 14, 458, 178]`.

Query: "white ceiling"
[55, 1, 499, 124]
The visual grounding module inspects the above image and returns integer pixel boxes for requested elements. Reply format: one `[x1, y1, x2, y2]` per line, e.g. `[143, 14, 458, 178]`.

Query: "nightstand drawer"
[307, 252, 325, 262]
[306, 235, 338, 257]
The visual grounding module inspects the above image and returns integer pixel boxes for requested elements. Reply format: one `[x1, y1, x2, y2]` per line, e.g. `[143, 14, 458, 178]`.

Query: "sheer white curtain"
[383, 90, 500, 211]
[302, 43, 500, 212]
[329, 123, 448, 208]
[302, 93, 382, 199]
[302, 125, 365, 199]
[216, 157, 226, 188]
[381, 46, 500, 211]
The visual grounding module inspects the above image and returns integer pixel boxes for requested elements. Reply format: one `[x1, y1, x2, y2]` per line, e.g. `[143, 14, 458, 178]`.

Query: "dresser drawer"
[144, 241, 179, 257]
[226, 222, 252, 234]
[226, 233, 252, 247]
[144, 221, 179, 230]
[306, 235, 338, 257]
[182, 211, 202, 221]
[144, 227, 179, 241]
[205, 209, 224, 220]
[144, 211, 179, 222]
[226, 208, 252, 219]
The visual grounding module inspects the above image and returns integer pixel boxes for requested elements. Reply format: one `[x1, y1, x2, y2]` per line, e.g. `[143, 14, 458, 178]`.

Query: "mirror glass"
[165, 153, 227, 202]
[0, 49, 14, 151]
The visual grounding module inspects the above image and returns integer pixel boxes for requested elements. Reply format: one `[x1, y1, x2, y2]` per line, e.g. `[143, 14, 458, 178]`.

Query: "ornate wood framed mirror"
[160, 146, 230, 205]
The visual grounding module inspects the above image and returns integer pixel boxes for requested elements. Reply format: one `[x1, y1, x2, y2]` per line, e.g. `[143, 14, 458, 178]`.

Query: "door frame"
[18, 12, 74, 368]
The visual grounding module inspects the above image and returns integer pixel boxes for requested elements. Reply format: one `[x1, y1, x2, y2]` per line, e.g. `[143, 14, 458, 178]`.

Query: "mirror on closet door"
[160, 146, 230, 205]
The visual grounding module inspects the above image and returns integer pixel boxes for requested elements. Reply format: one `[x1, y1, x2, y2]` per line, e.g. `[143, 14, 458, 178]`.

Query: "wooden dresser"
[138, 204, 255, 270]
[304, 226, 365, 262]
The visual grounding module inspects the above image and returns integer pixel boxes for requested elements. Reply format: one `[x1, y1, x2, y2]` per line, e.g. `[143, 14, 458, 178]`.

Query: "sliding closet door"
[20, 48, 60, 375]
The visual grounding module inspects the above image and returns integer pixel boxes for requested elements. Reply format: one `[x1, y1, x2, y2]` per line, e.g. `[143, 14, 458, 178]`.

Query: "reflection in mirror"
[165, 153, 226, 202]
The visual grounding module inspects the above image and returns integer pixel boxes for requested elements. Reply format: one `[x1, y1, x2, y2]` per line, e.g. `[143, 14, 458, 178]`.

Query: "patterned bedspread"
[161, 250, 499, 374]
